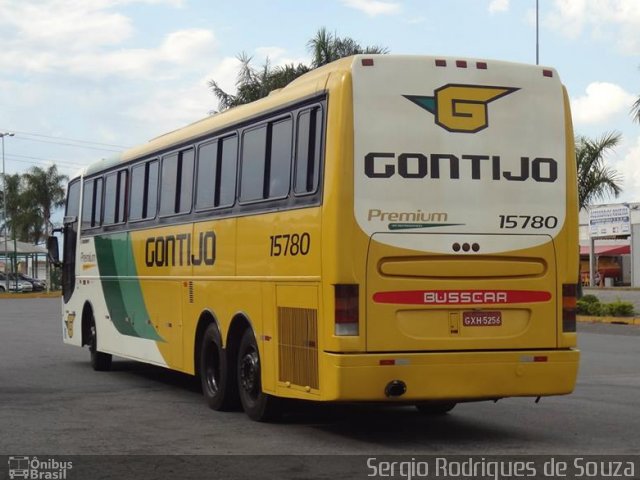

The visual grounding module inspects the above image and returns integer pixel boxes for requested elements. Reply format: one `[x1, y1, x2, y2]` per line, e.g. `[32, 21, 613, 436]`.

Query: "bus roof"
[82, 54, 557, 177]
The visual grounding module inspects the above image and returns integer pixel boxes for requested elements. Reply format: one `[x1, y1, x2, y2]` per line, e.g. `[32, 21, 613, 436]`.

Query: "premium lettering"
[368, 209, 448, 222]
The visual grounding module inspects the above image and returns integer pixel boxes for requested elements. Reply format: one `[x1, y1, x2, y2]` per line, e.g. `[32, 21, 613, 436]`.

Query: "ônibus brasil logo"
[404, 84, 519, 133]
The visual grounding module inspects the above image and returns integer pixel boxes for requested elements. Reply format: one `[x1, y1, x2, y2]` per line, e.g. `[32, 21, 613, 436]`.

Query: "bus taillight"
[335, 284, 359, 336]
[562, 283, 577, 332]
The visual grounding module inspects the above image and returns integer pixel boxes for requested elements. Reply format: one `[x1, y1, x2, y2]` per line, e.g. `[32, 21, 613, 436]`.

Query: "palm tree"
[23, 165, 68, 239]
[576, 132, 623, 210]
[209, 53, 310, 111]
[1, 173, 47, 244]
[210, 28, 388, 111]
[632, 96, 640, 124]
[307, 27, 388, 68]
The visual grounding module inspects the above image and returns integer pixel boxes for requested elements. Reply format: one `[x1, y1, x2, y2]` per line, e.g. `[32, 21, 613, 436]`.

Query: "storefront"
[580, 203, 640, 287]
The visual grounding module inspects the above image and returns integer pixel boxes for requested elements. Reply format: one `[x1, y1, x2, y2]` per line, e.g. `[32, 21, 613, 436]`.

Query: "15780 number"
[499, 215, 558, 229]
[270, 233, 311, 256]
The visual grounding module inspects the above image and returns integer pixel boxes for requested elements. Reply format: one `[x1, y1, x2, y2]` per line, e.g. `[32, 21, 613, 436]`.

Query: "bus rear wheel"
[199, 323, 238, 411]
[237, 329, 281, 422]
[415, 401, 456, 415]
[88, 315, 112, 371]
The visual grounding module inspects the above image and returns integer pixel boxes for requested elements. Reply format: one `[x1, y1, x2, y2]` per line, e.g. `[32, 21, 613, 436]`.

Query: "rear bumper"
[320, 349, 579, 402]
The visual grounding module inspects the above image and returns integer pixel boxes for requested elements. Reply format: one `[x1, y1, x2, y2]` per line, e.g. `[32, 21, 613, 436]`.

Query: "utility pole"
[1, 131, 14, 293]
[536, 0, 540, 65]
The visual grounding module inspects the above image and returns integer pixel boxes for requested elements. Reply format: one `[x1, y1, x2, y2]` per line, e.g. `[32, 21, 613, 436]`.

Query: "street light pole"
[536, 0, 540, 65]
[1, 132, 14, 293]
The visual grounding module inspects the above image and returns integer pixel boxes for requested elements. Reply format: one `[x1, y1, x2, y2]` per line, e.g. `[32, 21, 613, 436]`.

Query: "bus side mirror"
[47, 236, 61, 266]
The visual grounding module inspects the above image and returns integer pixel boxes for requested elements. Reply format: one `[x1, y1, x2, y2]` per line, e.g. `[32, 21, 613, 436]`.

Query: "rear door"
[351, 55, 567, 352]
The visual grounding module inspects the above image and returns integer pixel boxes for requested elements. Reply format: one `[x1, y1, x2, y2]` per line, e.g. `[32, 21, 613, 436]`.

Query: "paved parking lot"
[1, 297, 639, 457]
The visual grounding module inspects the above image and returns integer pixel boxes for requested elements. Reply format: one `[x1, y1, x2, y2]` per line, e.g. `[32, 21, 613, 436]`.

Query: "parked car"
[10, 272, 46, 291]
[0, 272, 32, 293]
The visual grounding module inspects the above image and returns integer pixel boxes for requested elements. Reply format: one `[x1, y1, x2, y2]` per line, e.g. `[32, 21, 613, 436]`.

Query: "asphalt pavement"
[1, 297, 639, 457]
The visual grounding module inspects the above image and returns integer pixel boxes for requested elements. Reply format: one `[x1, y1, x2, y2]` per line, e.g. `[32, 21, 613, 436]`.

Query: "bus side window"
[160, 153, 178, 216]
[196, 134, 238, 211]
[240, 125, 267, 203]
[81, 178, 102, 229]
[268, 117, 292, 199]
[93, 178, 103, 228]
[195, 140, 218, 210]
[160, 149, 194, 216]
[146, 160, 159, 219]
[130, 164, 145, 221]
[178, 149, 194, 213]
[295, 106, 322, 195]
[130, 160, 158, 221]
[104, 169, 128, 225]
[66, 180, 80, 218]
[81, 180, 94, 229]
[218, 135, 237, 207]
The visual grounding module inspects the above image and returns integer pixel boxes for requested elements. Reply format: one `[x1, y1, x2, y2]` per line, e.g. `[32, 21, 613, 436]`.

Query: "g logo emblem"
[404, 84, 519, 133]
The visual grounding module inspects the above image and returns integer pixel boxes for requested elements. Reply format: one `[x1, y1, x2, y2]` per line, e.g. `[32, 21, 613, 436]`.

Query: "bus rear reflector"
[335, 284, 359, 336]
[562, 283, 577, 332]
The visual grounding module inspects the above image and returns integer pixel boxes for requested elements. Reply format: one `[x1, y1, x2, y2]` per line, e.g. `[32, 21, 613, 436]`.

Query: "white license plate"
[462, 311, 502, 327]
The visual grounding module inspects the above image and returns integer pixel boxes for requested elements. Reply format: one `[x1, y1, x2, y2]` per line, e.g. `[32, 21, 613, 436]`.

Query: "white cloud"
[202, 57, 243, 95]
[545, 0, 640, 54]
[488, 0, 510, 14]
[571, 82, 636, 125]
[341, 0, 402, 16]
[254, 46, 308, 67]
[0, 0, 207, 77]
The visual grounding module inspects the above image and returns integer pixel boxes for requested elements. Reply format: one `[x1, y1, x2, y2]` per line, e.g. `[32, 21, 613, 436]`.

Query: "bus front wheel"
[237, 329, 281, 422]
[89, 315, 112, 371]
[199, 323, 238, 411]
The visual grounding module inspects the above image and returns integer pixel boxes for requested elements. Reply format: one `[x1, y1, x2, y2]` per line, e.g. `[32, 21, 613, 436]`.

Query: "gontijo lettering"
[145, 230, 216, 267]
[364, 153, 558, 182]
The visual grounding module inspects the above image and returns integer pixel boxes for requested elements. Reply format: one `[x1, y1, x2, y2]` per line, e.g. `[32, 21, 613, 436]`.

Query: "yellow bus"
[49, 55, 579, 421]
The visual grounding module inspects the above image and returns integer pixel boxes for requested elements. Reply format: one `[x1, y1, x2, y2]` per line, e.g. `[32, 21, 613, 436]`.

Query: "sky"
[0, 0, 638, 202]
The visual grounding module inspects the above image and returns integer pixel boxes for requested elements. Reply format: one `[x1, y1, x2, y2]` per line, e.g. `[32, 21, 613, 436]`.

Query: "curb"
[578, 315, 640, 326]
[0, 292, 61, 299]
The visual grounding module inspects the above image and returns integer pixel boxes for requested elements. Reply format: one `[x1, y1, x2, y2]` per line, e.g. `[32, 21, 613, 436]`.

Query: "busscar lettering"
[424, 291, 508, 304]
[364, 152, 558, 183]
[145, 231, 216, 267]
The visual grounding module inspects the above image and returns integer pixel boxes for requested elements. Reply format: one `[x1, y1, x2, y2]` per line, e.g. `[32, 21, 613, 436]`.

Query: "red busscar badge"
[372, 290, 551, 305]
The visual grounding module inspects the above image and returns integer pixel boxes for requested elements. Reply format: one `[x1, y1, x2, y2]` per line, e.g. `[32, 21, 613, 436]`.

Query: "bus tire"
[237, 329, 281, 422]
[199, 323, 238, 411]
[415, 401, 456, 415]
[89, 314, 112, 371]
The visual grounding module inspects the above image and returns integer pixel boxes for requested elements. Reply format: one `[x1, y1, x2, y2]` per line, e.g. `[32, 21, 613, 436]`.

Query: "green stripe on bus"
[95, 234, 164, 342]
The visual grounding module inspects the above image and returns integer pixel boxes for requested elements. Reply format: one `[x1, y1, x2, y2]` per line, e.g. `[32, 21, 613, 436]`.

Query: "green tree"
[209, 53, 311, 111]
[23, 165, 68, 239]
[576, 132, 623, 210]
[210, 28, 388, 111]
[1, 173, 46, 244]
[633, 96, 640, 124]
[307, 27, 388, 68]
